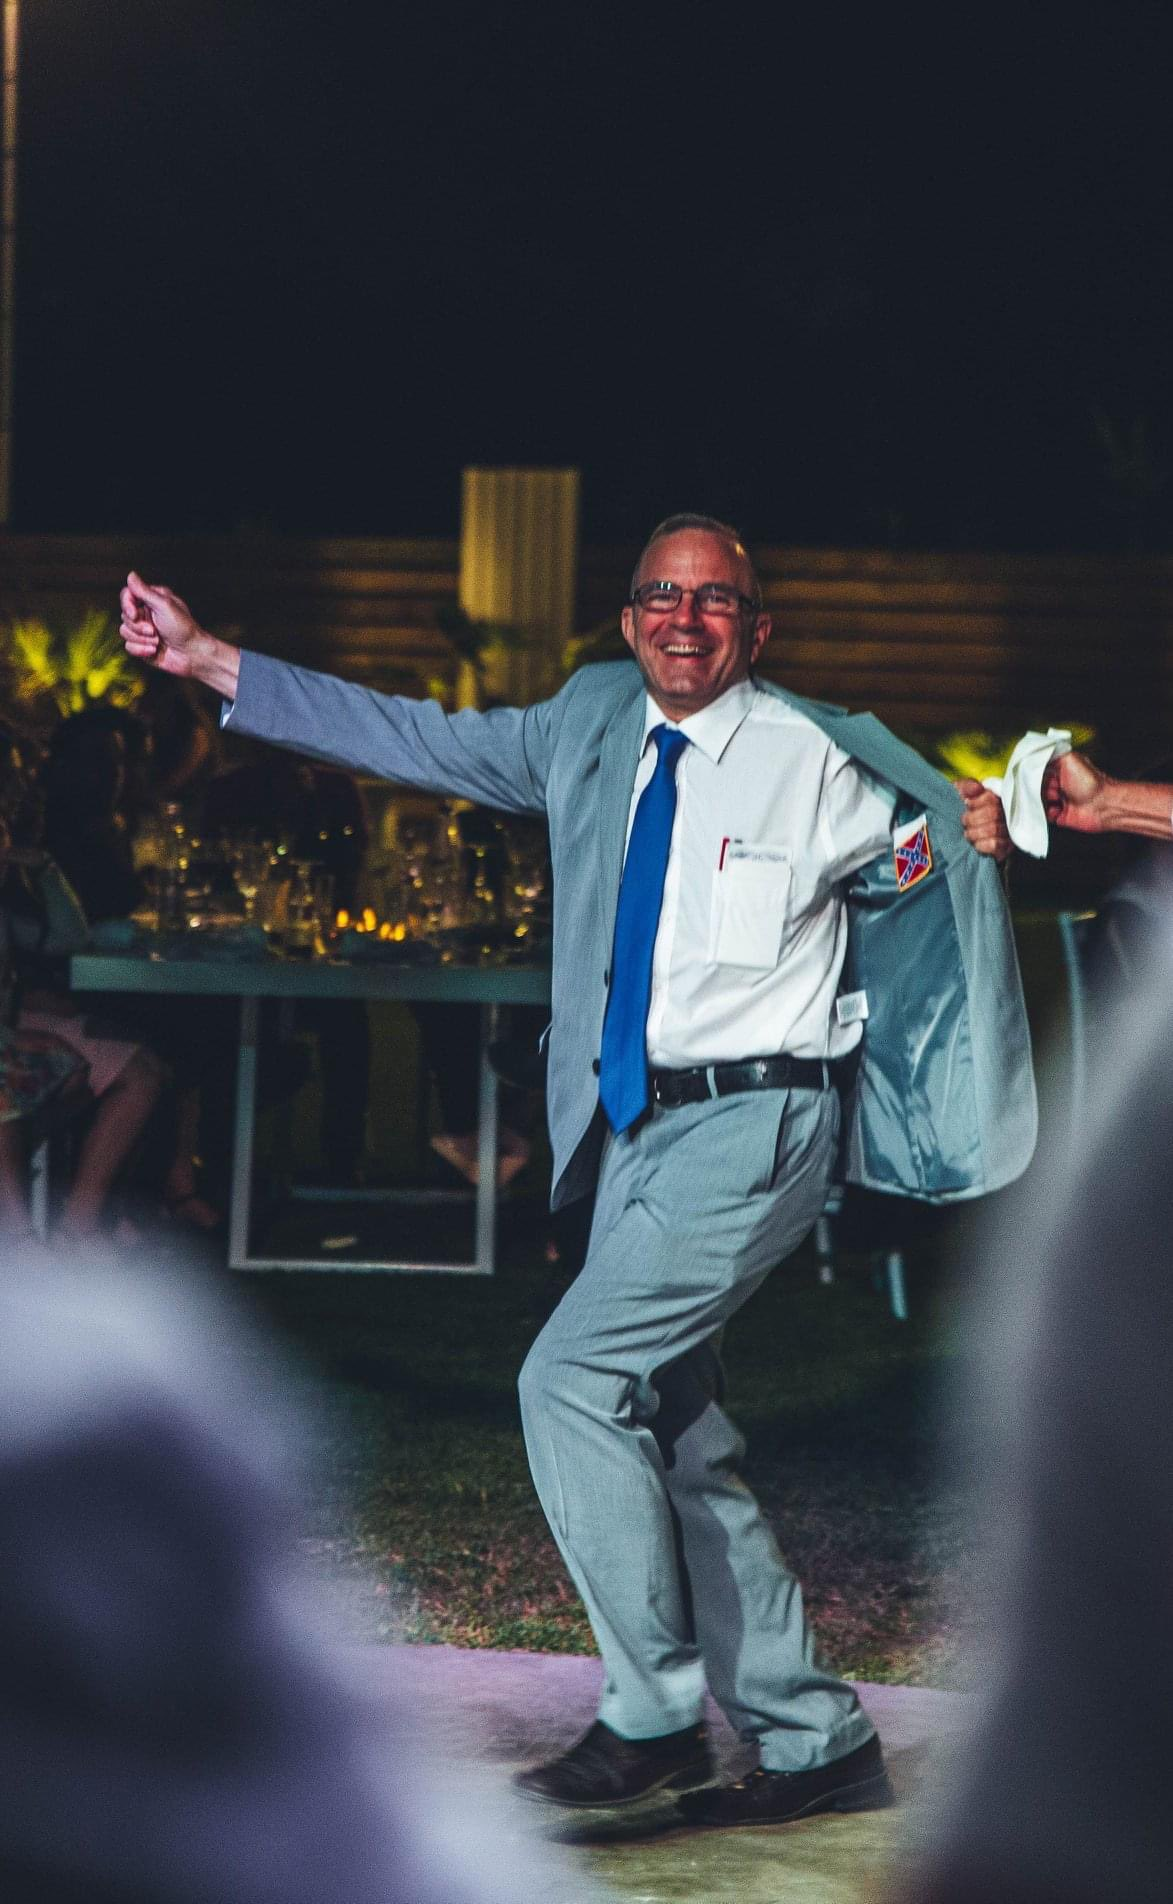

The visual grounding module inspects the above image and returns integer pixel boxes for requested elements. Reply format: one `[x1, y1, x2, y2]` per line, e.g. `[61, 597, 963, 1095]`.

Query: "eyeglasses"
[629, 580, 760, 619]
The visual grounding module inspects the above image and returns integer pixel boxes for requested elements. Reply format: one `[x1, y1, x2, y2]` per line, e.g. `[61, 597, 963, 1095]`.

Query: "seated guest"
[0, 735, 87, 1240]
[69, 682, 217, 840]
[137, 668, 219, 808]
[37, 709, 227, 1232]
[202, 732, 369, 910]
[54, 699, 154, 848]
[204, 738, 372, 1183]
[412, 807, 535, 1189]
[418, 1000, 532, 1189]
[41, 713, 142, 926]
[0, 736, 162, 1241]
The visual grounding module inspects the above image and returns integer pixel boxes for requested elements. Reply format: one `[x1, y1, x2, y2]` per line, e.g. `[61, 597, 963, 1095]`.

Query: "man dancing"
[119, 515, 1028, 1826]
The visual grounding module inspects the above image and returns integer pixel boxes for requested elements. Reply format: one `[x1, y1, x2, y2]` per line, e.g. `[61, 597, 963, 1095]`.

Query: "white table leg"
[475, 1003, 501, 1275]
[28, 1136, 50, 1239]
[228, 994, 259, 1270]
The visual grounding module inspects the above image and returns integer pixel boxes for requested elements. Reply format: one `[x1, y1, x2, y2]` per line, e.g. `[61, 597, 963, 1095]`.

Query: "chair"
[814, 1182, 909, 1321]
[27, 1130, 51, 1238]
[25, 1087, 93, 1240]
[1056, 910, 1093, 1131]
[1057, 898, 1159, 1142]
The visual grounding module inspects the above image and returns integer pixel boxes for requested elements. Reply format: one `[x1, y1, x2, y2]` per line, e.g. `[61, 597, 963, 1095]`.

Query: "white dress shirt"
[624, 679, 897, 1067]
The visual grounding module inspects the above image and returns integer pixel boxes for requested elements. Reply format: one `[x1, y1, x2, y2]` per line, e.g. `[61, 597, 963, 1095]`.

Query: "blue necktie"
[599, 725, 689, 1134]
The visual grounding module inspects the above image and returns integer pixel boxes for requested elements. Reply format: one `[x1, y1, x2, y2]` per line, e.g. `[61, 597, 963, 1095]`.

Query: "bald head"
[630, 513, 761, 606]
[620, 519, 773, 721]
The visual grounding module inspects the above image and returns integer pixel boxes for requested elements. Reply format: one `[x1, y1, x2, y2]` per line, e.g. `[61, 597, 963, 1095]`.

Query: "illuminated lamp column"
[1, 0, 19, 524]
[458, 466, 580, 707]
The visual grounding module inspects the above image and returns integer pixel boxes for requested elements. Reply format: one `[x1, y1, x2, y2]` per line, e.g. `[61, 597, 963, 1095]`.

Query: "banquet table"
[70, 949, 552, 1275]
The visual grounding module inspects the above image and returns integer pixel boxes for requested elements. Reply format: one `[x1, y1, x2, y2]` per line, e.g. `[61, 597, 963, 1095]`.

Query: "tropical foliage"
[5, 610, 144, 718]
[932, 723, 1095, 784]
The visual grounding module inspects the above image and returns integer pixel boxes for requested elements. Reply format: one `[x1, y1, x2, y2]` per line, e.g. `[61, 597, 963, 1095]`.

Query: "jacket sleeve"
[223, 651, 566, 815]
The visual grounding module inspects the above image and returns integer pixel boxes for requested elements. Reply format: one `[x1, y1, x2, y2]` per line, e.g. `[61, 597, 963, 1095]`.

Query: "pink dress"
[17, 1005, 138, 1099]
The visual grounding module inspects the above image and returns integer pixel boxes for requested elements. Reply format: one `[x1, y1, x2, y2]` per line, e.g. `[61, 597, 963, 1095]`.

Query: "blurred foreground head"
[0, 1253, 606, 1904]
[905, 898, 1173, 1904]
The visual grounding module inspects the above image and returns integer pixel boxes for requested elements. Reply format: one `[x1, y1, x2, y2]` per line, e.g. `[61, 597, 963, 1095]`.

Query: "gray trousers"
[518, 1084, 874, 1772]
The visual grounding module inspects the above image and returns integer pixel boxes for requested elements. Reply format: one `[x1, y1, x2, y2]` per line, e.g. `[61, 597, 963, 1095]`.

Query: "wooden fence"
[0, 533, 462, 699]
[581, 544, 1173, 762]
[5, 533, 1173, 760]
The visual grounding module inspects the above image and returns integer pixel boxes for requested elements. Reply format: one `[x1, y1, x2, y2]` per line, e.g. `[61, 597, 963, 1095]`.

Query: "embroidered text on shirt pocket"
[710, 850, 792, 969]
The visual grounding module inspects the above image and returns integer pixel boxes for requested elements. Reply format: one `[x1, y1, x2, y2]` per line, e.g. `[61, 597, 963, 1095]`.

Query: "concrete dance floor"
[366, 1644, 970, 1904]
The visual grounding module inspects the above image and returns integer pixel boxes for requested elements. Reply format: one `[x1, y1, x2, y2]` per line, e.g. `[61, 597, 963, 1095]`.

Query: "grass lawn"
[241, 1209, 987, 1689]
[223, 920, 1072, 1694]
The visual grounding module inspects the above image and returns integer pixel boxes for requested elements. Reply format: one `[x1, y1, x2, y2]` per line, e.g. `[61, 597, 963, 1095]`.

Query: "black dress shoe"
[677, 1734, 893, 1828]
[514, 1719, 714, 1809]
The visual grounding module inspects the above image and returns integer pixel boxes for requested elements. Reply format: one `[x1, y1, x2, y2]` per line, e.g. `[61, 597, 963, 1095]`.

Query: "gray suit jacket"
[228, 652, 1037, 1209]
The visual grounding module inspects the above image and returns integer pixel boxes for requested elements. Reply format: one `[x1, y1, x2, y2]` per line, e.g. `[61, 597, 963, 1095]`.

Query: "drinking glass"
[311, 870, 335, 935]
[502, 832, 549, 943]
[281, 862, 331, 957]
[230, 842, 270, 924]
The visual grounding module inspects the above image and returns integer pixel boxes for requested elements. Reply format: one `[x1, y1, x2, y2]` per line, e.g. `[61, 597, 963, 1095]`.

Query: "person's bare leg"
[163, 1084, 220, 1229]
[0, 1122, 29, 1235]
[59, 1051, 166, 1238]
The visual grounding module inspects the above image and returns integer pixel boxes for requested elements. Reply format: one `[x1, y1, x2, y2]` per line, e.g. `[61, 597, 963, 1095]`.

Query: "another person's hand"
[118, 574, 206, 678]
[955, 780, 1012, 862]
[1042, 750, 1108, 833]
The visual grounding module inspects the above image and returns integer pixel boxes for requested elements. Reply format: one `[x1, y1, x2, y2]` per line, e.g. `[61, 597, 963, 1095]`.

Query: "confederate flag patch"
[893, 813, 933, 891]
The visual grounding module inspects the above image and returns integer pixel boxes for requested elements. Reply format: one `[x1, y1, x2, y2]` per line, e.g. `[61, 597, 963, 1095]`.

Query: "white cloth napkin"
[983, 728, 1073, 857]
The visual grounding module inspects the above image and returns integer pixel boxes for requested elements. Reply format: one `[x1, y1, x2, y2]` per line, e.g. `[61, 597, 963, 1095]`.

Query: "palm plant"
[5, 609, 144, 718]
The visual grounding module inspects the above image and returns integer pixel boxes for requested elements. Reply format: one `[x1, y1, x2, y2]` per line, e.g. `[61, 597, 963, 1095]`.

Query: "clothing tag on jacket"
[893, 813, 933, 890]
[836, 990, 869, 1027]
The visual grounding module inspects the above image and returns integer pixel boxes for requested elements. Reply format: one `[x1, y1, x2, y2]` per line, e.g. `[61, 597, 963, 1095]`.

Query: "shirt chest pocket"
[709, 852, 792, 970]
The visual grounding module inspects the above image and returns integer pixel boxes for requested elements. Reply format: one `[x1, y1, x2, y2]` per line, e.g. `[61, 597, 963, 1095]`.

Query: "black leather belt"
[648, 1054, 846, 1108]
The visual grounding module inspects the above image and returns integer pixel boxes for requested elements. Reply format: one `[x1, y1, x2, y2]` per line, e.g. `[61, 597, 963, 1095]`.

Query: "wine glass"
[230, 841, 269, 924]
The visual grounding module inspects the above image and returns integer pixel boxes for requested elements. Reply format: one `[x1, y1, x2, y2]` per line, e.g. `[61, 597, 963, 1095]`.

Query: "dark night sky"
[14, 2, 1173, 548]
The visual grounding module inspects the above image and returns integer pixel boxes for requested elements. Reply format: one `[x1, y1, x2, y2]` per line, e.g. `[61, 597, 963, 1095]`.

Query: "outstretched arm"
[1043, 751, 1173, 839]
[119, 574, 556, 815]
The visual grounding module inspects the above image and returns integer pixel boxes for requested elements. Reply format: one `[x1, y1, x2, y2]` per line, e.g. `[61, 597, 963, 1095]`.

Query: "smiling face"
[620, 527, 772, 721]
